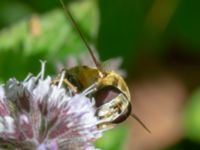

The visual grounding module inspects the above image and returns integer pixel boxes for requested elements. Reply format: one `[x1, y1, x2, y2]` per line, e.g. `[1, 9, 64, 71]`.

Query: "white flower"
[0, 62, 105, 150]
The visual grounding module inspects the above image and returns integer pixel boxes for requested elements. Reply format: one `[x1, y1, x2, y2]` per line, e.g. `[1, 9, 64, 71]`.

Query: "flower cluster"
[0, 62, 104, 150]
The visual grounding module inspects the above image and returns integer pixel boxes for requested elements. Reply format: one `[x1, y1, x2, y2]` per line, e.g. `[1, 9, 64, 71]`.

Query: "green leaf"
[167, 0, 200, 51]
[0, 0, 98, 81]
[95, 124, 129, 150]
[184, 89, 200, 142]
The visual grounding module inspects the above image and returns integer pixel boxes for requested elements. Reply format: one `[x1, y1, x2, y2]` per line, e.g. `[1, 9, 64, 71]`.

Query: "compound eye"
[94, 86, 121, 108]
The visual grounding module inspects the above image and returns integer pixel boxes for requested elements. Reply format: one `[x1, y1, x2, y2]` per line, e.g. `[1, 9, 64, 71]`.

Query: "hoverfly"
[56, 0, 150, 132]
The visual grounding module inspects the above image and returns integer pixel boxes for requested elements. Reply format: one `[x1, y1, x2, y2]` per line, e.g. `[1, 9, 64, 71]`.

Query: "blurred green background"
[0, 0, 200, 150]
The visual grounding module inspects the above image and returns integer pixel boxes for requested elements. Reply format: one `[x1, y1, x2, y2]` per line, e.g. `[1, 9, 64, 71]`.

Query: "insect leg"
[52, 70, 78, 93]
[63, 79, 78, 93]
[82, 83, 97, 96]
[52, 78, 78, 93]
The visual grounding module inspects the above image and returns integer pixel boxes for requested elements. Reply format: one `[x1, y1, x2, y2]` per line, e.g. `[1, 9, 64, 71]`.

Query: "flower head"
[0, 62, 105, 150]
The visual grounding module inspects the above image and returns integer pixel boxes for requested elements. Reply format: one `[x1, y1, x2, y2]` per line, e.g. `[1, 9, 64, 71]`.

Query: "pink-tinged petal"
[0, 62, 107, 150]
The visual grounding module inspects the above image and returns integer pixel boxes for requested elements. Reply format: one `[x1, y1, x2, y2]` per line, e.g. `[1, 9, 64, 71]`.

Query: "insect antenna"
[131, 112, 151, 133]
[59, 0, 102, 70]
